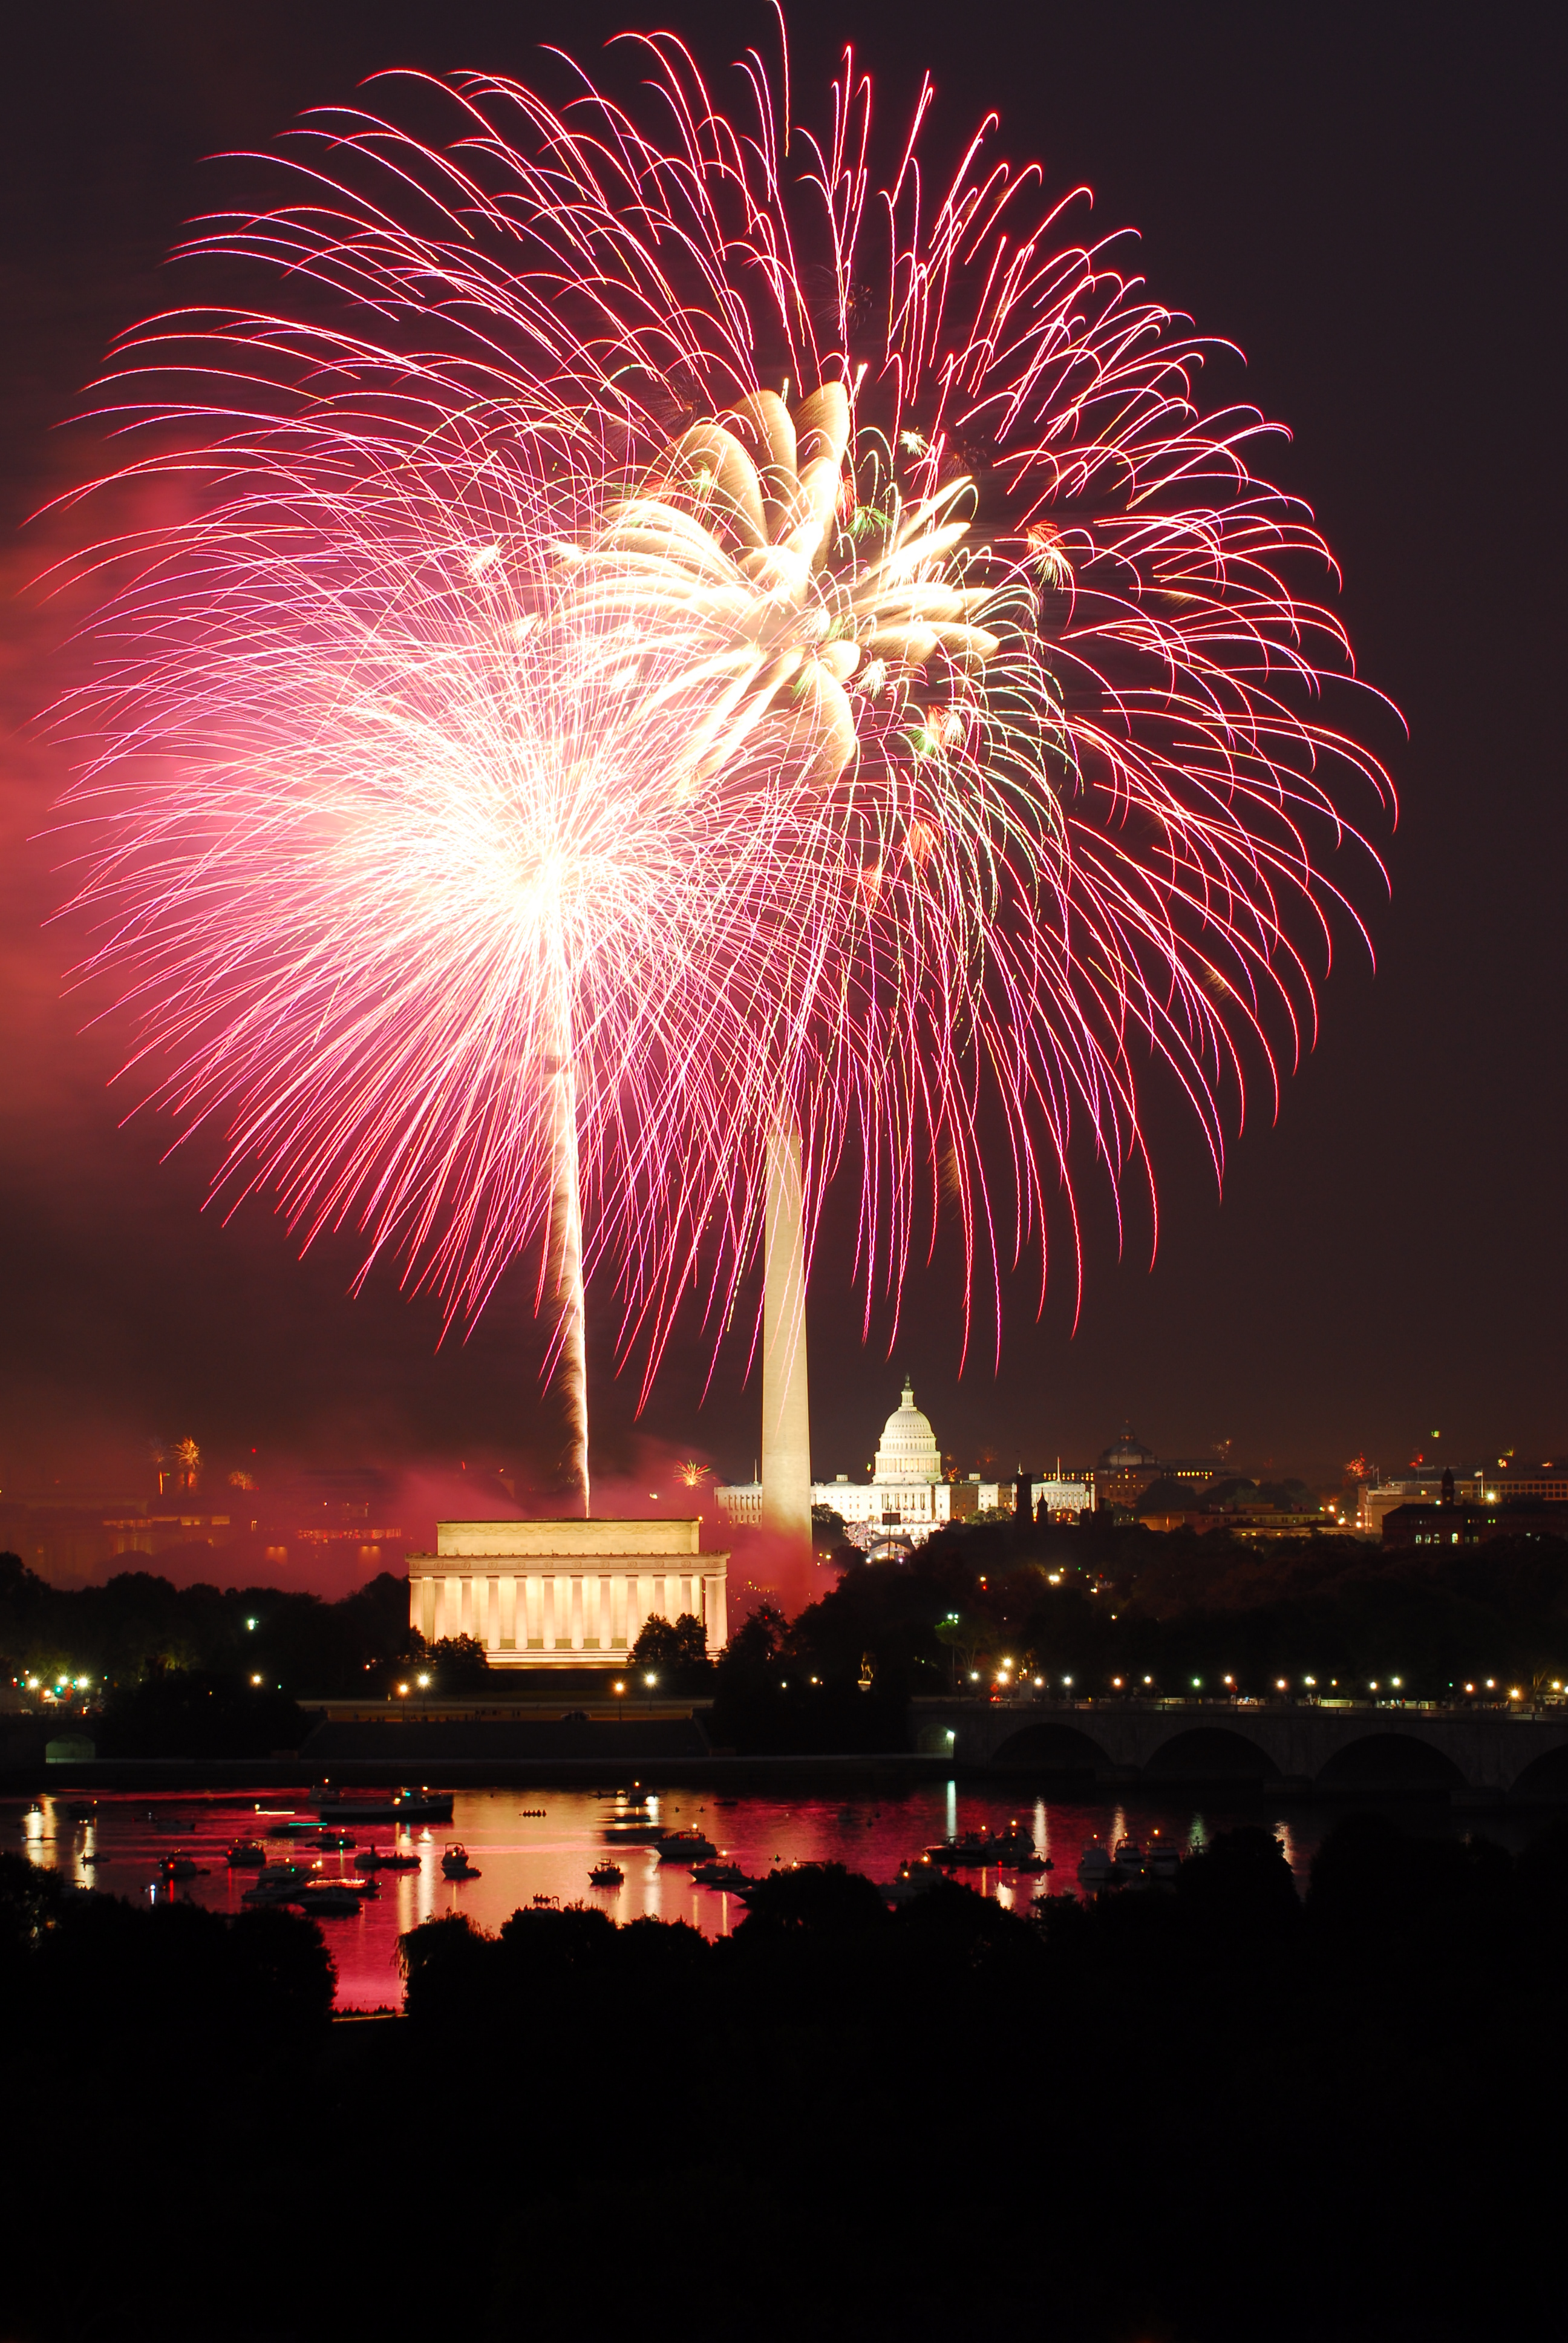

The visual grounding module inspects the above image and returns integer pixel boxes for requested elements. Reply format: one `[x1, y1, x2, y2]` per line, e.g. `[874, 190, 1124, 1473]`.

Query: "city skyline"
[2, 2, 1561, 1522]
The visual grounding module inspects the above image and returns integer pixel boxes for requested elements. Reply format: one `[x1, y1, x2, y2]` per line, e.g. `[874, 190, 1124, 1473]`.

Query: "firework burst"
[47, 27, 1392, 1486]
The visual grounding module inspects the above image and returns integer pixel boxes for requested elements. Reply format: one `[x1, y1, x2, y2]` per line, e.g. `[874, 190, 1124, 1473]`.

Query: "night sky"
[2, 1, 1561, 1509]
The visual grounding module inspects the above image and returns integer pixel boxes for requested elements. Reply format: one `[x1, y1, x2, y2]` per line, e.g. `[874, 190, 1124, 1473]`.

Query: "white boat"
[656, 1829, 718, 1863]
[1112, 1838, 1145, 1881]
[1077, 1841, 1114, 1888]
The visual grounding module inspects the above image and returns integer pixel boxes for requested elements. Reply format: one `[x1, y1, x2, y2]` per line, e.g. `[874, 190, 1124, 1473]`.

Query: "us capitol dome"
[873, 1377, 944, 1485]
[808, 1373, 952, 1544]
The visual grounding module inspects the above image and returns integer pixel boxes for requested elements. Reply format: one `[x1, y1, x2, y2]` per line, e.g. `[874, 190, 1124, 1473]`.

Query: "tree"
[425, 1633, 489, 1689]
[629, 1613, 712, 1686]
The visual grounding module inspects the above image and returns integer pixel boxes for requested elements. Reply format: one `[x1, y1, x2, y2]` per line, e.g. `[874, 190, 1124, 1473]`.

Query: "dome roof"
[874, 1376, 942, 1484]
[1099, 1426, 1157, 1469]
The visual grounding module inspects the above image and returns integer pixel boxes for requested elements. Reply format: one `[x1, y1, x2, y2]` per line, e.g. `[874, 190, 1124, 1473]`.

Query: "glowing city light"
[48, 26, 1390, 1467]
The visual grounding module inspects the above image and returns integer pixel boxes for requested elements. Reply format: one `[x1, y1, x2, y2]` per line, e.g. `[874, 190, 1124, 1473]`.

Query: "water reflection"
[6, 1783, 1527, 2010]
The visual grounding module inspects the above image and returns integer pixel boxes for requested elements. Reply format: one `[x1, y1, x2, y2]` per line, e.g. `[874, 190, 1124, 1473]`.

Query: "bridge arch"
[1144, 1726, 1281, 1781]
[988, 1721, 1110, 1774]
[1315, 1732, 1465, 1789]
[1502, 1742, 1568, 1797]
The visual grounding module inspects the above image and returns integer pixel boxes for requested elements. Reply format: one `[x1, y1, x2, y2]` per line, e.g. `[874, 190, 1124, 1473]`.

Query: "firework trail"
[47, 27, 1392, 1501]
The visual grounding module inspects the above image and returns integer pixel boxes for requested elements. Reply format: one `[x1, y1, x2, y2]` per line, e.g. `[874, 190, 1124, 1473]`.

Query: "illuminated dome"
[874, 1377, 942, 1485]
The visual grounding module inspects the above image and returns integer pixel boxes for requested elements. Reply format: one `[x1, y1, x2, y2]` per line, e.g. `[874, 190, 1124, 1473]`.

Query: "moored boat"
[690, 1859, 750, 1889]
[656, 1828, 718, 1864]
[881, 1856, 941, 1904]
[1145, 1833, 1183, 1883]
[243, 1861, 316, 1902]
[924, 1832, 994, 1867]
[354, 1846, 421, 1872]
[589, 1860, 624, 1887]
[441, 1844, 480, 1878]
[310, 1830, 356, 1850]
[158, 1854, 209, 1881]
[1111, 1838, 1145, 1881]
[227, 1841, 268, 1868]
[294, 1883, 363, 1916]
[1077, 1840, 1114, 1889]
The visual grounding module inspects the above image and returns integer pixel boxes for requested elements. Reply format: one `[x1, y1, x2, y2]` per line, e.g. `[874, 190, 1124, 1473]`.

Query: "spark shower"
[47, 26, 1391, 1517]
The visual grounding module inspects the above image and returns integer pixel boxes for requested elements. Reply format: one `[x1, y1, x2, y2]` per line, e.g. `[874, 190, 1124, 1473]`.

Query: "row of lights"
[985, 1669, 1537, 1699]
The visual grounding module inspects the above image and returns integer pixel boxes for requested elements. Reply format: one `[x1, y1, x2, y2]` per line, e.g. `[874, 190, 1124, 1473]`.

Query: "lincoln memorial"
[407, 1516, 728, 1668]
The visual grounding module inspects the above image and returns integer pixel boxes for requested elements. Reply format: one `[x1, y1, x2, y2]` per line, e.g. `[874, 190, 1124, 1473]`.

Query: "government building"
[719, 1375, 953, 1547]
[407, 1516, 728, 1669]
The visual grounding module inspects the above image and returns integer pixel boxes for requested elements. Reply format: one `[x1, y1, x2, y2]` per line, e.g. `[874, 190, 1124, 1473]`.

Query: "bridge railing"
[915, 1693, 1556, 1719]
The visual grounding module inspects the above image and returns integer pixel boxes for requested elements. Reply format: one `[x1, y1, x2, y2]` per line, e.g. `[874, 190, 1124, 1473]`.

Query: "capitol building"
[719, 1375, 952, 1546]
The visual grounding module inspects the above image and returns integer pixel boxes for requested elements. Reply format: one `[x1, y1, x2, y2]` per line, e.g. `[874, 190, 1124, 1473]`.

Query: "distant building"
[717, 1375, 953, 1548]
[1094, 1428, 1221, 1513]
[1383, 1496, 1568, 1550]
[103, 1513, 236, 1558]
[407, 1516, 727, 1665]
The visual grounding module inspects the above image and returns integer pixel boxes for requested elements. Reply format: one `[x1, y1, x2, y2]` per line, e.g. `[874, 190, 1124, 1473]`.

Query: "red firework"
[45, 25, 1393, 1434]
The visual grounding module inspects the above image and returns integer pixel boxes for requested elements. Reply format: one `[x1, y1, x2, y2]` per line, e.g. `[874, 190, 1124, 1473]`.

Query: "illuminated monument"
[407, 1518, 728, 1669]
[720, 1374, 952, 1545]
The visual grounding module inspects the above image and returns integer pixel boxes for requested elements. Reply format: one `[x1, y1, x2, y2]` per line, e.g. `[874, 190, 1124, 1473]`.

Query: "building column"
[570, 1575, 585, 1653]
[499, 1576, 516, 1650]
[542, 1576, 556, 1653]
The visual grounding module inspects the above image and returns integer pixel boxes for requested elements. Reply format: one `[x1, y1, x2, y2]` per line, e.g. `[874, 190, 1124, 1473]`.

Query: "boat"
[315, 1789, 454, 1824]
[589, 1861, 624, 1887]
[531, 1892, 560, 1908]
[1011, 1852, 1047, 1875]
[656, 1828, 718, 1864]
[881, 1857, 941, 1905]
[354, 1846, 421, 1872]
[309, 1830, 356, 1851]
[988, 1822, 1039, 1863]
[243, 1862, 316, 1902]
[690, 1860, 750, 1889]
[924, 1832, 995, 1868]
[441, 1844, 481, 1878]
[1112, 1838, 1145, 1882]
[227, 1841, 268, 1868]
[158, 1854, 209, 1881]
[1145, 1835, 1183, 1883]
[293, 1883, 363, 1917]
[1077, 1840, 1114, 1889]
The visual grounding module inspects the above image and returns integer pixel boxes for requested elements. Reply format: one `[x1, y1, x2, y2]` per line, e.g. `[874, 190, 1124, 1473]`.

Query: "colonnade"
[410, 1562, 728, 1659]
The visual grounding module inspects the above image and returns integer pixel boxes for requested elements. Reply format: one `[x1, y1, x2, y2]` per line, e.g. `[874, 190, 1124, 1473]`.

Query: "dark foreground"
[4, 1815, 1566, 2342]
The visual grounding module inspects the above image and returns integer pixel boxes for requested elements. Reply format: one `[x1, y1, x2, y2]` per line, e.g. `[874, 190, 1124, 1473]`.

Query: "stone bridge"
[912, 1697, 1568, 1794]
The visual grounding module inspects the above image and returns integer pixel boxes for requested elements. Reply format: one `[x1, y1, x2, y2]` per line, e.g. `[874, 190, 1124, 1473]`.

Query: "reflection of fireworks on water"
[50, 28, 1391, 1458]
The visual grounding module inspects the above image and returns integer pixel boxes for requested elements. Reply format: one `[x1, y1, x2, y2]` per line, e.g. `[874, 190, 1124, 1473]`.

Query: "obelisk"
[760, 1115, 812, 1550]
